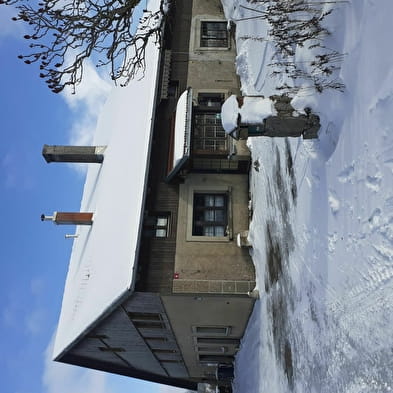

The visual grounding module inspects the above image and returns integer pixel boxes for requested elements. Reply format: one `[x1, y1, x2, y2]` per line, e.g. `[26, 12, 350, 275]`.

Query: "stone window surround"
[186, 185, 233, 242]
[190, 17, 231, 52]
[193, 89, 231, 108]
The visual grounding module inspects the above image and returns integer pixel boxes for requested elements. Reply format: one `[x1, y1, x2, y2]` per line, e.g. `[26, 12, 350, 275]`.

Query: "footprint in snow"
[338, 163, 355, 183]
[368, 208, 382, 230]
[365, 173, 382, 192]
[328, 191, 340, 215]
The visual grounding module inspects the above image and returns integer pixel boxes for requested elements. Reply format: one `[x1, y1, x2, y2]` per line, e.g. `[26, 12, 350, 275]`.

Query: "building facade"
[44, 0, 255, 390]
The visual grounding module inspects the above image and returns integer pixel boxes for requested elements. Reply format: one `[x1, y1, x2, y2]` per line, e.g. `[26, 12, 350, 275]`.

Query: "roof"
[53, 0, 162, 360]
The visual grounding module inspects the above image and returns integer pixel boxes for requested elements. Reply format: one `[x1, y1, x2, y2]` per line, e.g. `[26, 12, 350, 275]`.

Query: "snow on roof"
[166, 88, 193, 181]
[173, 89, 191, 167]
[53, 0, 161, 360]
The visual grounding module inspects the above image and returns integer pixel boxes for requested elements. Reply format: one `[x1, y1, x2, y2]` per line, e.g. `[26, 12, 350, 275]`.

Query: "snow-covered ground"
[221, 1, 393, 392]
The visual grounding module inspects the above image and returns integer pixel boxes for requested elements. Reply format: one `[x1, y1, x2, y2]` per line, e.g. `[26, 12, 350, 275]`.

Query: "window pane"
[215, 196, 224, 207]
[204, 195, 214, 207]
[215, 210, 225, 222]
[156, 229, 167, 237]
[203, 226, 214, 236]
[156, 217, 168, 226]
[143, 213, 170, 238]
[204, 210, 215, 222]
[215, 226, 225, 237]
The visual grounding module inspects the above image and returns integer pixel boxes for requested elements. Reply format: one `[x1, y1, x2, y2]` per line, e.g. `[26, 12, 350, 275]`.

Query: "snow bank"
[220, 0, 393, 392]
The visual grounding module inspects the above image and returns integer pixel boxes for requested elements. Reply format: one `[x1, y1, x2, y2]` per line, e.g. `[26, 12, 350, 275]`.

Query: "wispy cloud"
[62, 60, 112, 146]
[30, 277, 45, 296]
[24, 277, 47, 335]
[25, 307, 46, 335]
[60, 59, 112, 174]
[43, 333, 114, 393]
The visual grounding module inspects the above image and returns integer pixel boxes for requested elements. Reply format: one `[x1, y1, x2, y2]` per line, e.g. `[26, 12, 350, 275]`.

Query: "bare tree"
[244, 0, 345, 93]
[0, 0, 170, 93]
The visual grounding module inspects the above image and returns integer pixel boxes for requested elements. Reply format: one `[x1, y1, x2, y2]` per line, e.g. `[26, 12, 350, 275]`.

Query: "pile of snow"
[220, 0, 393, 392]
[221, 95, 276, 133]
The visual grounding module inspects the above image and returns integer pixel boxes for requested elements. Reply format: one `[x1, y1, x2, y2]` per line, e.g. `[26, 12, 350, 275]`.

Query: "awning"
[166, 88, 193, 182]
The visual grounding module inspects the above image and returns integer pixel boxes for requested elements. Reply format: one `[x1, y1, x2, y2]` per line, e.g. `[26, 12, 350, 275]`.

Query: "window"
[196, 338, 240, 346]
[186, 186, 232, 242]
[198, 93, 225, 110]
[197, 346, 227, 353]
[193, 113, 228, 154]
[152, 349, 177, 354]
[200, 21, 229, 48]
[198, 354, 234, 364]
[192, 194, 228, 237]
[133, 321, 166, 329]
[192, 326, 231, 336]
[145, 336, 168, 342]
[128, 312, 166, 329]
[143, 213, 170, 238]
[98, 347, 125, 353]
[168, 80, 179, 99]
[128, 312, 162, 321]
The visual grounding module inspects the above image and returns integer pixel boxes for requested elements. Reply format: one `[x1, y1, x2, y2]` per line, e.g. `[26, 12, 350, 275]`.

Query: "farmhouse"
[42, 0, 255, 390]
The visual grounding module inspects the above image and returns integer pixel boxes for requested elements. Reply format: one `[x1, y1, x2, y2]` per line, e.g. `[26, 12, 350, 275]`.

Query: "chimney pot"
[41, 213, 55, 222]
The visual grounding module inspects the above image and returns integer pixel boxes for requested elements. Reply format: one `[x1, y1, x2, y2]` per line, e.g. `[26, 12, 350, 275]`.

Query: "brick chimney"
[41, 212, 94, 225]
[42, 145, 106, 163]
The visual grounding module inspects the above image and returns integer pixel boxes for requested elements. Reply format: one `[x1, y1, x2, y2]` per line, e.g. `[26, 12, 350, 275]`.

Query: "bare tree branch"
[0, 0, 170, 93]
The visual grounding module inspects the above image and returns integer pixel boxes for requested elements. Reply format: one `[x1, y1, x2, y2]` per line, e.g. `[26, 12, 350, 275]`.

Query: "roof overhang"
[53, 0, 163, 361]
[166, 88, 193, 182]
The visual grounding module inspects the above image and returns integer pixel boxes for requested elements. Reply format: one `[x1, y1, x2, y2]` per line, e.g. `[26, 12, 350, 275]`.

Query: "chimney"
[42, 145, 106, 163]
[41, 212, 94, 225]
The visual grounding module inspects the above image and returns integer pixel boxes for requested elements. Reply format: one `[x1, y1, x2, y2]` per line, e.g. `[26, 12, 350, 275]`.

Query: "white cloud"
[60, 59, 112, 174]
[43, 333, 114, 393]
[62, 60, 112, 145]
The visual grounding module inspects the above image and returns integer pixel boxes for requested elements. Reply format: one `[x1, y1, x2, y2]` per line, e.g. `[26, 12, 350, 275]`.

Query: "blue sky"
[0, 4, 185, 393]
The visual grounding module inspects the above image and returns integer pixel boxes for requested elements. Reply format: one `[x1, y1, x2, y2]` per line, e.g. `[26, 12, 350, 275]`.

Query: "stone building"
[43, 0, 255, 390]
